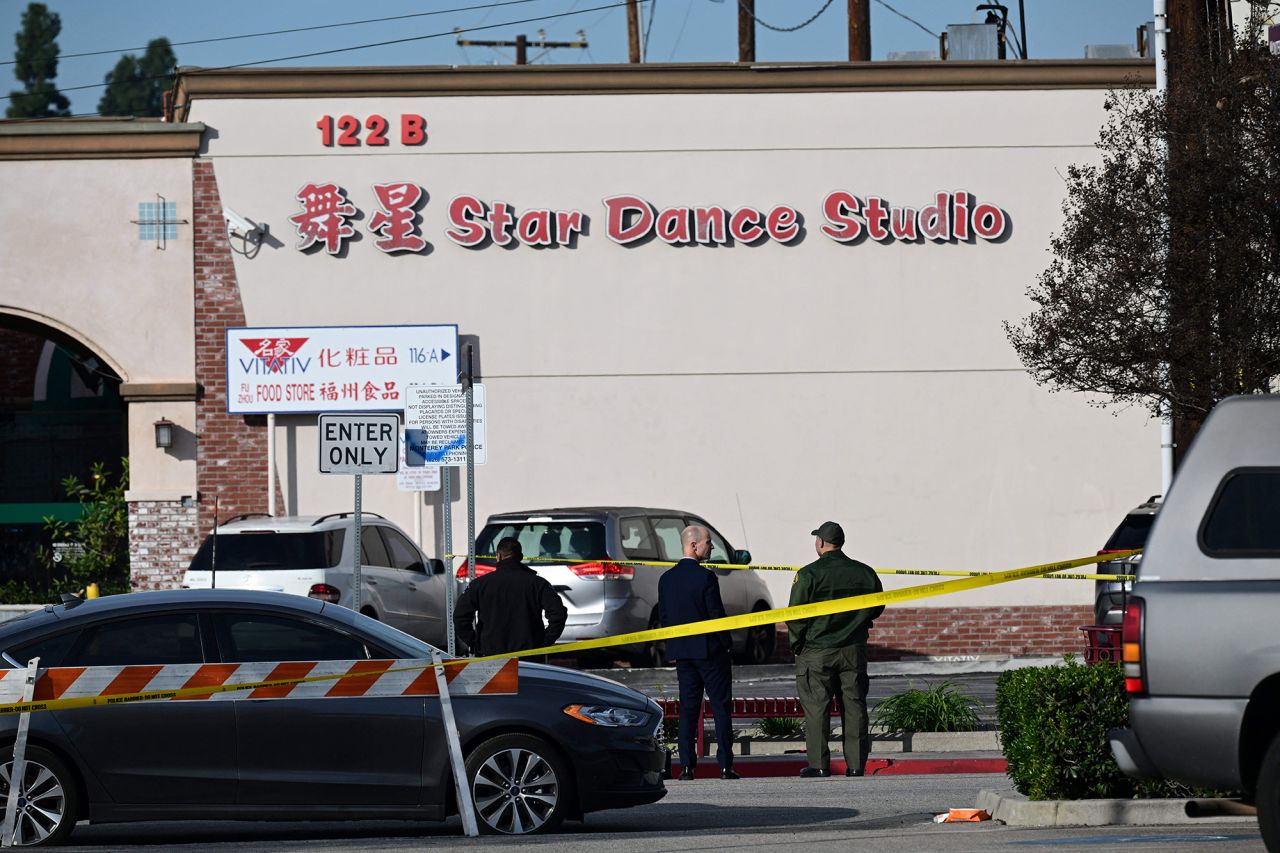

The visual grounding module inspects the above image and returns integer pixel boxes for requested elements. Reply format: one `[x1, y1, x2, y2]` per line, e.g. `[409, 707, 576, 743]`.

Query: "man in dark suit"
[658, 524, 739, 780]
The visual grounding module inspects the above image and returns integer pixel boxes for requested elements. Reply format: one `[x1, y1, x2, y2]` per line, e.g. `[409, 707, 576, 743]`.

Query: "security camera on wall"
[223, 207, 267, 242]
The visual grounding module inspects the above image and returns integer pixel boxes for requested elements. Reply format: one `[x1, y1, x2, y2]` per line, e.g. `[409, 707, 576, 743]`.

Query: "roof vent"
[1085, 44, 1139, 59]
[886, 50, 940, 62]
[945, 23, 1000, 60]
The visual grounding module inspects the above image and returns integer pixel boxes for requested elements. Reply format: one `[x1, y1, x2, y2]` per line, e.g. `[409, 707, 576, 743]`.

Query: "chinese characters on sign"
[290, 183, 356, 255]
[288, 185, 1011, 256]
[227, 325, 458, 414]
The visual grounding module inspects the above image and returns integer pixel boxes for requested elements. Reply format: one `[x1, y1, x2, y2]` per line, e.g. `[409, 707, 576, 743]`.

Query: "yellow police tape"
[459, 555, 1137, 582]
[0, 548, 1137, 716]
[463, 548, 1138, 662]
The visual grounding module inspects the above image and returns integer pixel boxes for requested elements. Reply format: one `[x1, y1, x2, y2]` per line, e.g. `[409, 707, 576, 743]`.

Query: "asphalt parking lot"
[54, 773, 1263, 852]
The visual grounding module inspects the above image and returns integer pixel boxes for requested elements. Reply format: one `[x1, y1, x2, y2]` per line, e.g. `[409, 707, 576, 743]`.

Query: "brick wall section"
[771, 605, 1096, 662]
[128, 501, 200, 590]
[192, 160, 270, 541]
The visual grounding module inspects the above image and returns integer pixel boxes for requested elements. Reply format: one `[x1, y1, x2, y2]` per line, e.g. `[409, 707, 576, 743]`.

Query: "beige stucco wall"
[191, 87, 1158, 609]
[0, 158, 197, 499]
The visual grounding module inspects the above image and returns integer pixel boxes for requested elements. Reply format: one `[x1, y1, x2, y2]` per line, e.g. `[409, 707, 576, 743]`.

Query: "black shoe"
[678, 768, 696, 781]
[798, 767, 830, 778]
[845, 769, 865, 777]
[720, 769, 741, 780]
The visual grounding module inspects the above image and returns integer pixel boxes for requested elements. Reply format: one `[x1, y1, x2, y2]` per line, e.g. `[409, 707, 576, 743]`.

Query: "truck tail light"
[456, 561, 496, 580]
[308, 583, 341, 604]
[568, 561, 634, 581]
[1122, 597, 1145, 695]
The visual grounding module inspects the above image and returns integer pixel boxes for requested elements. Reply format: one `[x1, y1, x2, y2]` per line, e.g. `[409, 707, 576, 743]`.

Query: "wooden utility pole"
[626, 0, 641, 63]
[456, 33, 588, 65]
[848, 0, 870, 61]
[738, 0, 756, 62]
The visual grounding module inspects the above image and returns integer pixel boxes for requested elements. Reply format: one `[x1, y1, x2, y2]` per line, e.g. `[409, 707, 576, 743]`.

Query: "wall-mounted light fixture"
[154, 418, 174, 450]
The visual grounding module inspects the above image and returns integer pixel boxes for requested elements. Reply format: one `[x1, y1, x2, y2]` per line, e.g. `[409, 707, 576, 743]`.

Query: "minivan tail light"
[1122, 597, 1145, 695]
[568, 561, 634, 581]
[308, 583, 341, 604]
[457, 561, 496, 580]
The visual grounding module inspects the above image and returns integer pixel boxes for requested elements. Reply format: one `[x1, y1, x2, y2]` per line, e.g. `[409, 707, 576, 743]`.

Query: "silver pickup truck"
[1109, 395, 1280, 851]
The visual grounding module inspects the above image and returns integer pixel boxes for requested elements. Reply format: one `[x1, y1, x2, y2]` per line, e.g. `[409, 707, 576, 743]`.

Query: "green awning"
[0, 503, 86, 524]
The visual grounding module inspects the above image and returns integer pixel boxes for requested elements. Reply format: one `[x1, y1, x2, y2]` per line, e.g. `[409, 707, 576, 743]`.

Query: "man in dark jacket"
[658, 524, 739, 780]
[454, 537, 568, 656]
[788, 521, 884, 778]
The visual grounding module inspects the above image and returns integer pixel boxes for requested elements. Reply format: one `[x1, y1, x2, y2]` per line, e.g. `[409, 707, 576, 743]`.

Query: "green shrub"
[871, 681, 982, 733]
[756, 716, 804, 738]
[995, 659, 1237, 800]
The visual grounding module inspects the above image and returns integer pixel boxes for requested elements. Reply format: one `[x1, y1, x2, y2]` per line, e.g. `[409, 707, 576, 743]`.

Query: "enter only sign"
[318, 413, 401, 474]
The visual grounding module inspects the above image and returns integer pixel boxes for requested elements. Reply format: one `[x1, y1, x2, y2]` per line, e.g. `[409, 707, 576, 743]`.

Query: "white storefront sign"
[318, 413, 401, 474]
[227, 324, 457, 414]
[405, 384, 487, 466]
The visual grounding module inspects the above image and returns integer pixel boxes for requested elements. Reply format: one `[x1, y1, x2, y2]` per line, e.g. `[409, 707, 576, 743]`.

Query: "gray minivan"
[466, 507, 775, 666]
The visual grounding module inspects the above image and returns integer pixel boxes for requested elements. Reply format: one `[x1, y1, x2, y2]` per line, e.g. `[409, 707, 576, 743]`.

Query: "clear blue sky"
[1, 0, 1156, 116]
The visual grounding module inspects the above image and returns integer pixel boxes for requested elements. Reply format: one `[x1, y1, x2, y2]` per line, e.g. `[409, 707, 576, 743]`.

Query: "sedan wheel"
[465, 734, 569, 835]
[0, 746, 79, 847]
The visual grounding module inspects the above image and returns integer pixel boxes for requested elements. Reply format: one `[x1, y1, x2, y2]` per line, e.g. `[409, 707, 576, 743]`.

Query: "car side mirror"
[734, 549, 752, 565]
[425, 558, 445, 576]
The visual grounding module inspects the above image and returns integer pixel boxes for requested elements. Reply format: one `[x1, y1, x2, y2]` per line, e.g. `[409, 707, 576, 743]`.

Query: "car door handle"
[407, 583, 418, 591]
[367, 578, 378, 585]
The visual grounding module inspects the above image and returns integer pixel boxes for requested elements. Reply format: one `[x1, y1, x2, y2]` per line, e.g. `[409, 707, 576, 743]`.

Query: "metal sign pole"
[353, 474, 363, 613]
[444, 469, 455, 656]
[464, 346, 477, 585]
[433, 651, 480, 837]
[1, 657, 39, 848]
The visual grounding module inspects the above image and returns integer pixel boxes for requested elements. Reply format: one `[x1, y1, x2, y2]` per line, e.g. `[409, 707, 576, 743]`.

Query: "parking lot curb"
[975, 788, 1258, 826]
[673, 755, 1008, 778]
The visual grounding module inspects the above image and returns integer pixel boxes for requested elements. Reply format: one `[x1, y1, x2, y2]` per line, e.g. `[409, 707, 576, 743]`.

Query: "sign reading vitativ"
[288, 185, 1010, 256]
[226, 324, 458, 414]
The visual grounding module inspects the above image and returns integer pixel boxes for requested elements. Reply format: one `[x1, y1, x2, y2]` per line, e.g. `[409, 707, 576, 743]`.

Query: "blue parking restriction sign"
[405, 428, 429, 467]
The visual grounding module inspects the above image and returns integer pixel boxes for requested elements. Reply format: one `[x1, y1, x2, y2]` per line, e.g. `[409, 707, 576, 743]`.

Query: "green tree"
[97, 38, 176, 117]
[1004, 16, 1280, 457]
[37, 459, 131, 597]
[5, 2, 70, 118]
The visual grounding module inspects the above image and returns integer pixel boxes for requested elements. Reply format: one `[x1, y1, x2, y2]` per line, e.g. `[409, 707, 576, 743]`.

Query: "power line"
[667, 0, 696, 60]
[642, 0, 658, 61]
[736, 0, 835, 34]
[872, 0, 938, 39]
[0, 0, 544, 67]
[4, 0, 652, 110]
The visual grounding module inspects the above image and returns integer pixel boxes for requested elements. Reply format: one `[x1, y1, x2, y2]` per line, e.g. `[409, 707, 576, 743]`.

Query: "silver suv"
[1093, 496, 1160, 625]
[466, 507, 775, 666]
[1108, 396, 1280, 851]
[183, 513, 451, 647]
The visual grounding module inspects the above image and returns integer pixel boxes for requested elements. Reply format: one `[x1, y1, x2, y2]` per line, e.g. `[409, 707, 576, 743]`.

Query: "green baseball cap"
[810, 521, 845, 545]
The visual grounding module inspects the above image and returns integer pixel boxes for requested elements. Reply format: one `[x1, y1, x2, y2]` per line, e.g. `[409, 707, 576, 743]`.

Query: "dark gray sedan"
[0, 590, 666, 846]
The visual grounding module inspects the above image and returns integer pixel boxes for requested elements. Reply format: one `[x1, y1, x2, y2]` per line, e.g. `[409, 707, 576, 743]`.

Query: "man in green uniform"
[788, 521, 884, 778]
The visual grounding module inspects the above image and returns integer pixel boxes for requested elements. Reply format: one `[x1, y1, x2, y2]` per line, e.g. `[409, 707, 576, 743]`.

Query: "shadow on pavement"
[59, 802, 860, 847]
[561, 802, 859, 835]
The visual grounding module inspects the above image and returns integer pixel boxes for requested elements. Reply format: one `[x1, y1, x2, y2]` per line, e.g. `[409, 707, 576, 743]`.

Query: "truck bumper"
[1115, 696, 1246, 790]
[1109, 726, 1159, 778]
